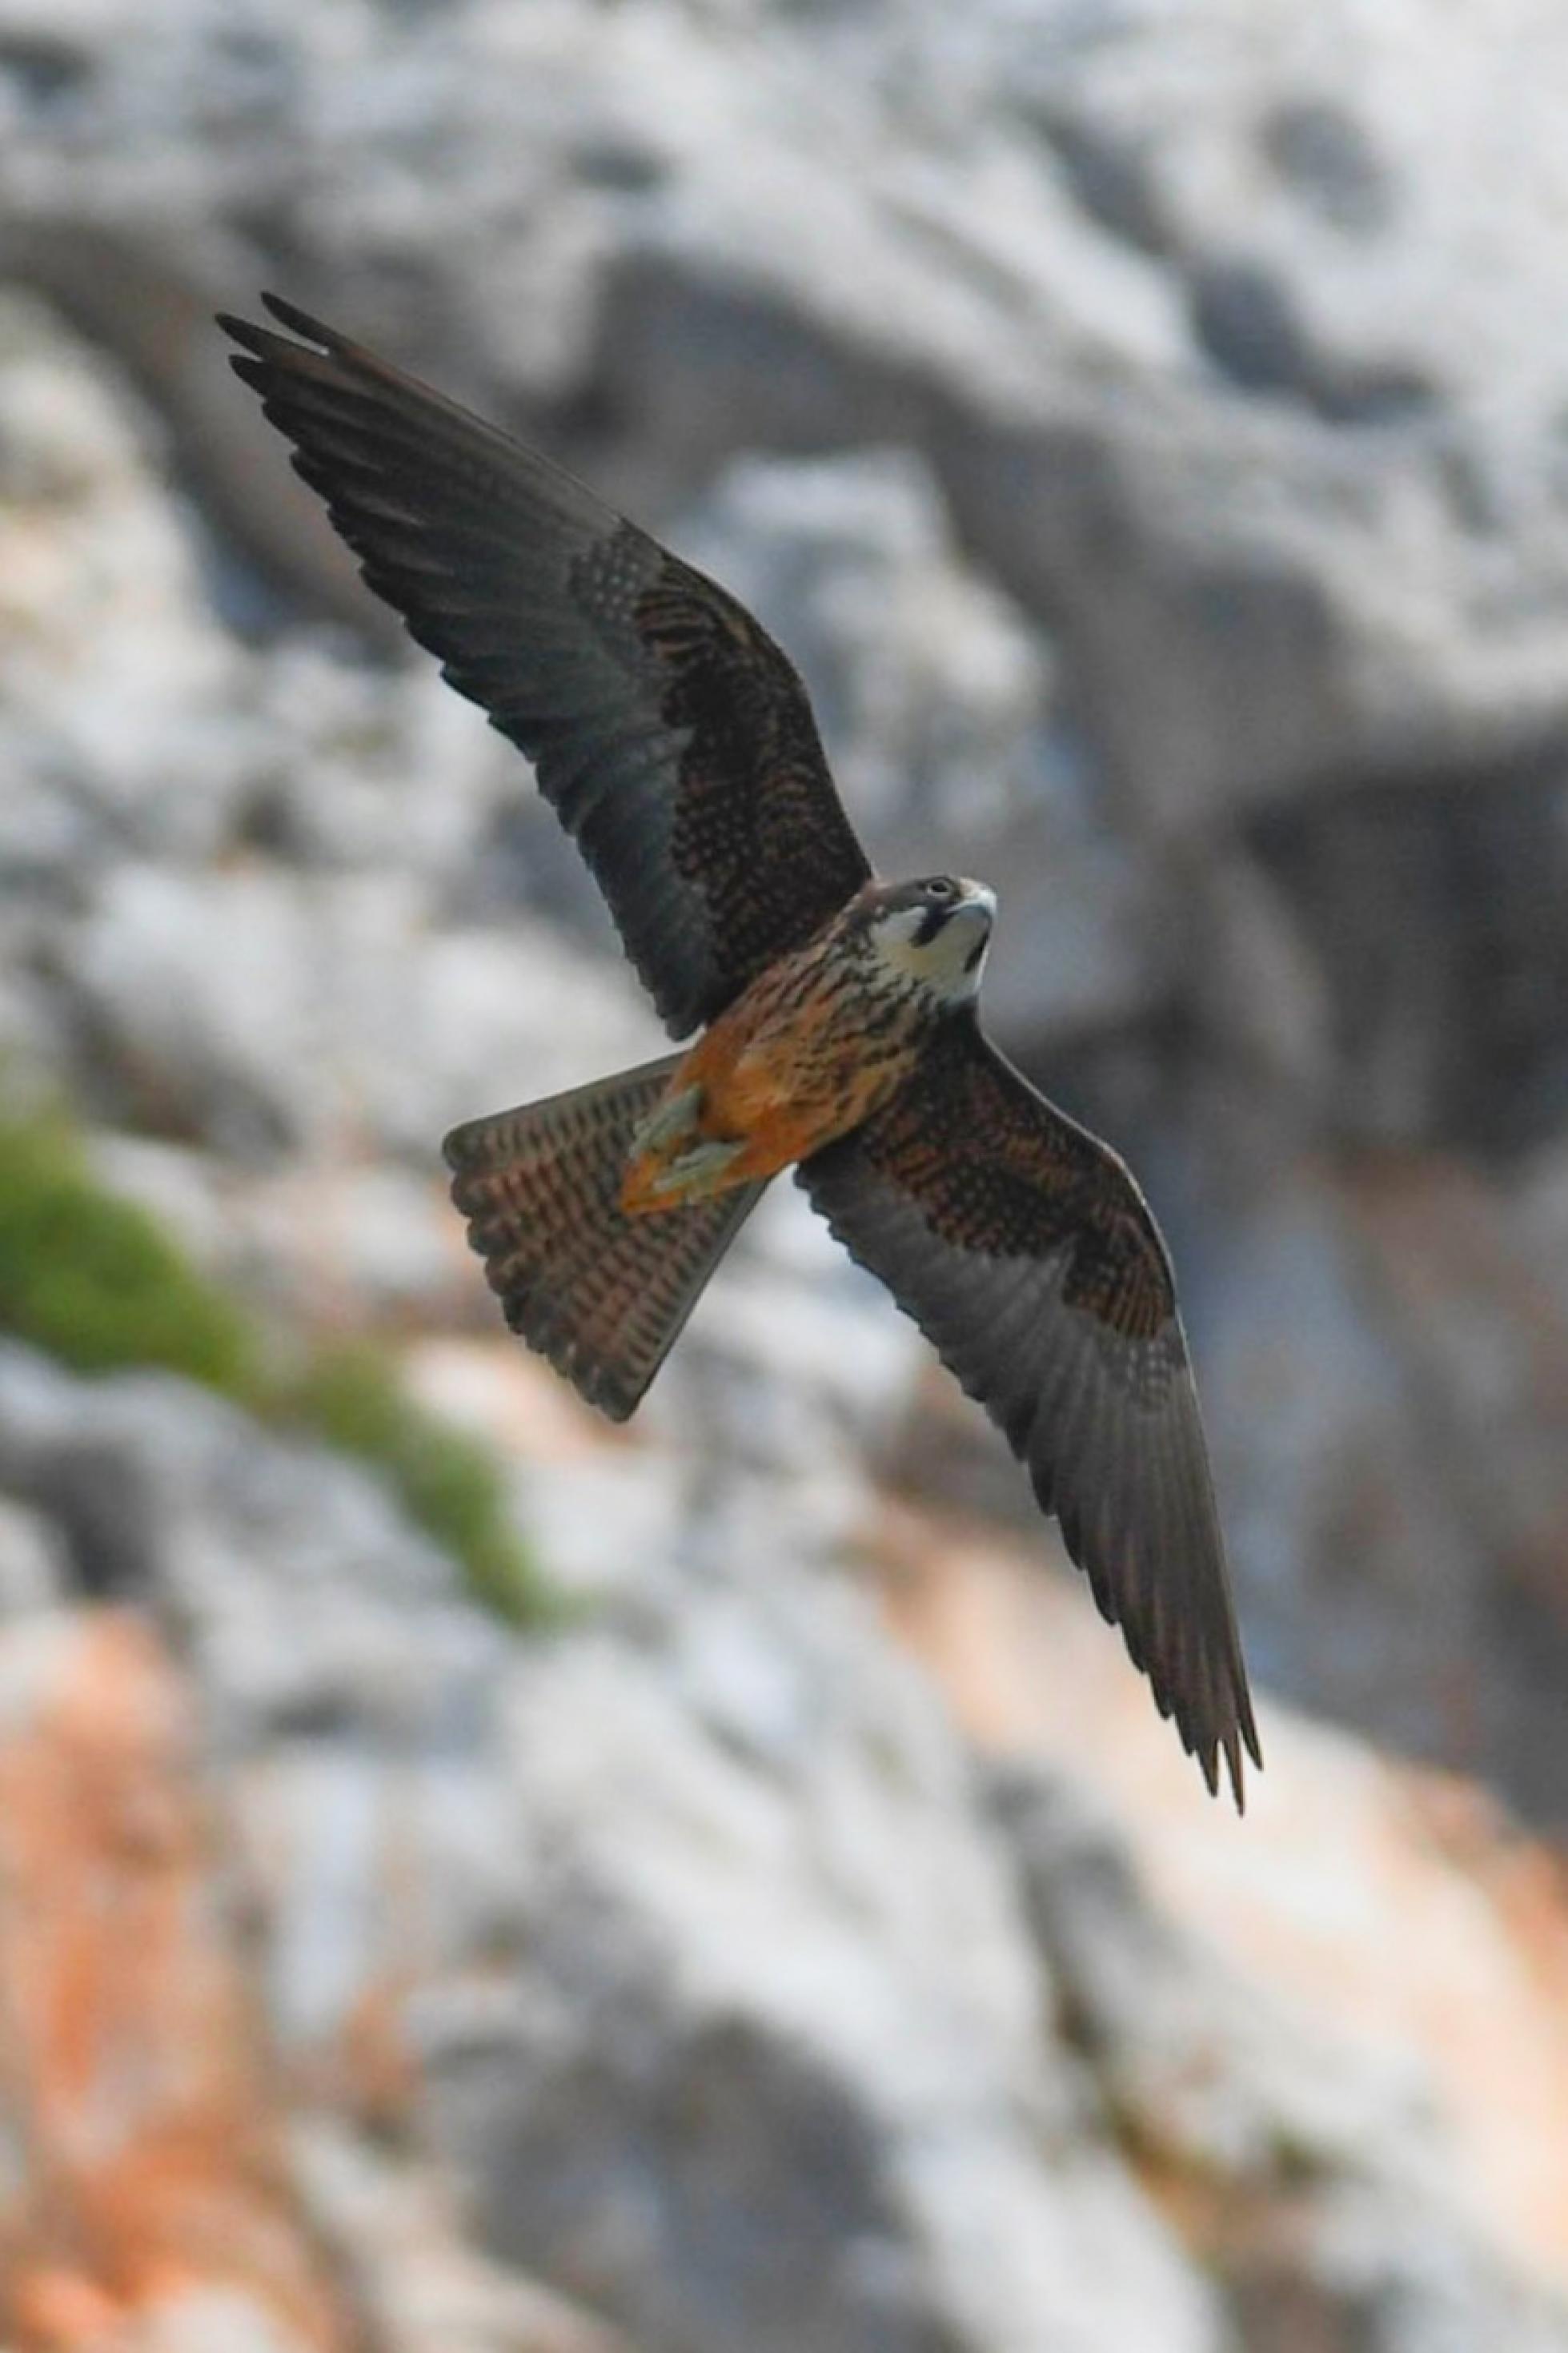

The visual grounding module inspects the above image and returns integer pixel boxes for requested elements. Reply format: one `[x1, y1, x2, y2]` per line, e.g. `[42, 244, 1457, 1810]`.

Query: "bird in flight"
[221, 295, 1261, 1806]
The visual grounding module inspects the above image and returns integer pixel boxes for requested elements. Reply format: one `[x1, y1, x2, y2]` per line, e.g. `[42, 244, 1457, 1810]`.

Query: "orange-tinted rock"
[869, 1497, 1568, 2301]
[0, 1610, 347, 2351]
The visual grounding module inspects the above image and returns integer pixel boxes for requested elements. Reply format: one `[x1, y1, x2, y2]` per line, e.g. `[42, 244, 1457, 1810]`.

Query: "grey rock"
[0, 1345, 1228, 2353]
[1229, 2182, 1568, 2353]
[669, 448, 1167, 1044]
[5, 0, 1568, 832]
[62, 862, 661, 1164]
[383, 919, 663, 1162]
[293, 2120, 641, 2353]
[1198, 1162, 1568, 1829]
[0, 1493, 67, 1616]
[114, 2291, 323, 2353]
[1519, 1134, 1568, 1327]
[672, 448, 1057, 853]
[87, 1130, 235, 1268]
[86, 1130, 466, 1327]
[66, 861, 334, 1156]
[0, 1342, 527, 2073]
[248, 1732, 527, 2066]
[2, 1319, 1562, 2353]
[2, 9, 1567, 2344]
[989, 1765, 1437, 2184]
[2, 0, 1566, 1837]
[1199, 1170, 1488, 1753]
[0, 285, 256, 869]
[0, 287, 543, 906]
[504, 1444, 692, 1616]
[680, 1249, 923, 1463]
[1182, 849, 1337, 1121]
[0, 1343, 500, 1747]
[426, 1615, 1225, 2353]
[991, 1765, 1568, 2353]
[1246, 765, 1568, 1154]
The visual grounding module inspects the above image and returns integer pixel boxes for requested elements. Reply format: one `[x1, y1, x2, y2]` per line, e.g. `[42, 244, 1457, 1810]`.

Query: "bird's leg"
[623, 1081, 749, 1211]
[629, 1083, 704, 1159]
[641, 1137, 748, 1201]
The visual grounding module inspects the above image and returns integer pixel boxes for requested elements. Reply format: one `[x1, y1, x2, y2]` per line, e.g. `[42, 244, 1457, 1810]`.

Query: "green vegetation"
[0, 1104, 549, 1624]
[0, 1110, 260, 1397]
[282, 1343, 551, 1626]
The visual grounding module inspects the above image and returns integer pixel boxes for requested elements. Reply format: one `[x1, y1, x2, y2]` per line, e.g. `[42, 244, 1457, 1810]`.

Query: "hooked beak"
[947, 879, 996, 975]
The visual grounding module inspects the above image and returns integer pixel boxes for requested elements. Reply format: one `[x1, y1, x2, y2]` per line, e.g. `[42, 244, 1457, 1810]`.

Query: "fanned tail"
[443, 1057, 764, 1420]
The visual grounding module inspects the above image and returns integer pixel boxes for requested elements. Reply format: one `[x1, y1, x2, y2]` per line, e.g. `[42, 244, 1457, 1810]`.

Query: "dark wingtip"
[1214, 1713, 1261, 1814]
[216, 296, 343, 367]
[215, 312, 273, 375]
[1223, 1732, 1245, 1815]
[1224, 1684, 1264, 1813]
[259, 290, 339, 347]
[1242, 1699, 1265, 1773]
[227, 355, 270, 400]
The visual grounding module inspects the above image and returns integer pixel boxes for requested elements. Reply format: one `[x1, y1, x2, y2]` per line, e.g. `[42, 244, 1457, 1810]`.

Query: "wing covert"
[219, 295, 870, 1035]
[800, 1018, 1261, 1805]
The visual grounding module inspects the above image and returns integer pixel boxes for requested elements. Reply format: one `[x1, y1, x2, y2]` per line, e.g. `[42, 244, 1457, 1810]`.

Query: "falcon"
[221, 295, 1261, 1806]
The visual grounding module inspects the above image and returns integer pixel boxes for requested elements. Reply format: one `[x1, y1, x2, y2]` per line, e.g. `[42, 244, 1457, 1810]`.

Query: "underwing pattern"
[222, 295, 1261, 1807]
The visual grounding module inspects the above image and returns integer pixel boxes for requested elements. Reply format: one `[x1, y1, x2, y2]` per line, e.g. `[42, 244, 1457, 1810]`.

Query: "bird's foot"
[636, 1135, 748, 1206]
[630, 1084, 703, 1158]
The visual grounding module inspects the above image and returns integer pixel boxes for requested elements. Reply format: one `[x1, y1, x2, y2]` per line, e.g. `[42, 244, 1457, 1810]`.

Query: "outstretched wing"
[219, 295, 871, 1036]
[800, 1017, 1260, 1806]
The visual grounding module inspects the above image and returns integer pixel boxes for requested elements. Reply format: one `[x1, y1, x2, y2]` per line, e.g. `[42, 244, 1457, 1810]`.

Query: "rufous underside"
[621, 924, 929, 1212]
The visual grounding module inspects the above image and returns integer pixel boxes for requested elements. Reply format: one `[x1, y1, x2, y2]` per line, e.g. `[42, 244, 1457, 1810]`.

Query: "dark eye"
[921, 877, 956, 903]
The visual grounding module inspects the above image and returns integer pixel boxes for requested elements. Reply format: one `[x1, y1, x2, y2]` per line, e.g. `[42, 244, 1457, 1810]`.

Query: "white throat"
[875, 882, 995, 1006]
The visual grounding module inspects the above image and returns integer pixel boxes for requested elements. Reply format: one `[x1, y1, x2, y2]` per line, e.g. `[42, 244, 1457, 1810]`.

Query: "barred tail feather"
[443, 1057, 764, 1420]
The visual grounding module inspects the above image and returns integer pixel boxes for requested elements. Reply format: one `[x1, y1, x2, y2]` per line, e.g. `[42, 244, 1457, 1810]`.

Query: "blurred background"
[1, 0, 1566, 2347]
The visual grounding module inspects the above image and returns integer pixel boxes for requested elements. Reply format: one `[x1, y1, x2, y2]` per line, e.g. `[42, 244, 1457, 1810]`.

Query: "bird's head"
[858, 874, 996, 1006]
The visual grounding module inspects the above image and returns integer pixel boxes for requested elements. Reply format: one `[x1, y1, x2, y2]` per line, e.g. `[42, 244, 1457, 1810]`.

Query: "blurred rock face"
[0, 1610, 345, 2352]
[2, 1347, 1567, 2353]
[1, 1, 1567, 2348]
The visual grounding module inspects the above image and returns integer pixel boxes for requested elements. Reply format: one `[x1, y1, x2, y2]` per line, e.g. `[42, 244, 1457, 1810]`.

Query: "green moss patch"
[0, 1110, 260, 1396]
[0, 1106, 548, 1624]
[282, 1343, 552, 1626]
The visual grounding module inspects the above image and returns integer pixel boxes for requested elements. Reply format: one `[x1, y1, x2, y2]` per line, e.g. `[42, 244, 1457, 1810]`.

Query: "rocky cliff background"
[1, 2, 1567, 2348]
